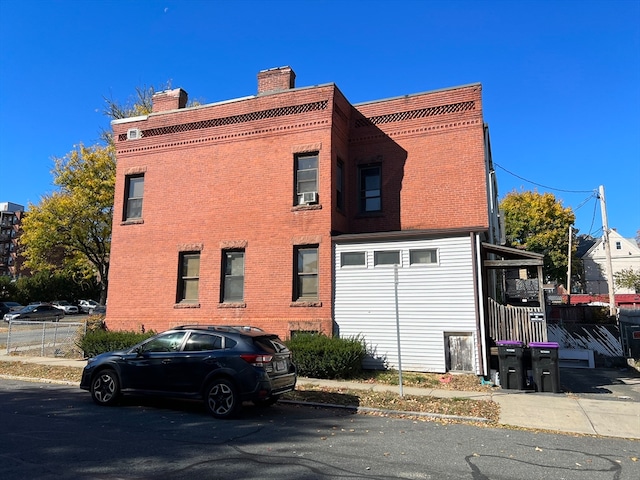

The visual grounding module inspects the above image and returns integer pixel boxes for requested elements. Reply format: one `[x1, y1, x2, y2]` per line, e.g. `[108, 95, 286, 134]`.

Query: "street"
[1, 378, 638, 480]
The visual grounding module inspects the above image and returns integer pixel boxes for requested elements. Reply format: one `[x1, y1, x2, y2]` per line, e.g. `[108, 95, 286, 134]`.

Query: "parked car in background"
[80, 325, 297, 418]
[0, 301, 24, 315]
[52, 301, 79, 315]
[78, 299, 99, 313]
[3, 303, 64, 322]
[89, 305, 106, 315]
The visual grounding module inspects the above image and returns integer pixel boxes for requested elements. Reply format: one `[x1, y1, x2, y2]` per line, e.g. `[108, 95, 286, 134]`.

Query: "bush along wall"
[285, 333, 367, 379]
[77, 329, 155, 358]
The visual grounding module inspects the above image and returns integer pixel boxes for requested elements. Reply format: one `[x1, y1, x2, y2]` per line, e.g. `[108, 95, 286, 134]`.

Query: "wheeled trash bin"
[529, 342, 561, 393]
[496, 340, 527, 390]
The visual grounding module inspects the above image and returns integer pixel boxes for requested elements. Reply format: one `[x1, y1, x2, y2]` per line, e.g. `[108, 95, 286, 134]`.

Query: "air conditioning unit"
[299, 191, 318, 205]
[127, 128, 142, 140]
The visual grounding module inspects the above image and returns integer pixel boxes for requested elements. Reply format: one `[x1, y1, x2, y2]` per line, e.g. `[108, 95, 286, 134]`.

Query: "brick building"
[108, 67, 502, 373]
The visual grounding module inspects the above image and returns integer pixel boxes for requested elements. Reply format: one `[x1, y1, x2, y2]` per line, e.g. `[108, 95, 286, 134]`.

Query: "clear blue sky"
[1, 0, 638, 239]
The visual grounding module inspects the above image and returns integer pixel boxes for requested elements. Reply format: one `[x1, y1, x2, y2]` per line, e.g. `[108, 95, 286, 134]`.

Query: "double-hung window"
[124, 174, 144, 220]
[359, 165, 381, 212]
[294, 246, 318, 300]
[336, 160, 344, 210]
[222, 250, 244, 302]
[178, 252, 200, 303]
[295, 154, 318, 205]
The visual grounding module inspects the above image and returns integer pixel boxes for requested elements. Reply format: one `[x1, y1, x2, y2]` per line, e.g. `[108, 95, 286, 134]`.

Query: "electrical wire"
[494, 162, 595, 194]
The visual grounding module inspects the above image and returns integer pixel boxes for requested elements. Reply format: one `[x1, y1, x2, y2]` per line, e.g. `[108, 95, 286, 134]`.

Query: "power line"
[494, 162, 595, 194]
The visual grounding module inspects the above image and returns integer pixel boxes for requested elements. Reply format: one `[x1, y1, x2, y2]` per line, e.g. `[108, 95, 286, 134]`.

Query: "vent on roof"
[127, 128, 142, 140]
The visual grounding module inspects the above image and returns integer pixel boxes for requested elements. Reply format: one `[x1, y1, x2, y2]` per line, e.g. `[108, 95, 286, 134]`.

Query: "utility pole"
[598, 185, 616, 316]
[566, 225, 572, 303]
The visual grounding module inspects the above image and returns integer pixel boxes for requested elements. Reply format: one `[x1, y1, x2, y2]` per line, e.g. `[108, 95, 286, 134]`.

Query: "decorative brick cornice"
[117, 120, 330, 155]
[120, 100, 327, 141]
[354, 100, 476, 128]
[350, 119, 481, 144]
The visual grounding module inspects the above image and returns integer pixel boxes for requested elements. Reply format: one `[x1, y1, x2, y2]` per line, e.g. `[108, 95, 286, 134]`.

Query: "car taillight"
[241, 354, 273, 367]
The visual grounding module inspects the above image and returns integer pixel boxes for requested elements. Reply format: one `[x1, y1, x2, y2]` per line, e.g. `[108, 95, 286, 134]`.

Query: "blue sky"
[1, 0, 638, 239]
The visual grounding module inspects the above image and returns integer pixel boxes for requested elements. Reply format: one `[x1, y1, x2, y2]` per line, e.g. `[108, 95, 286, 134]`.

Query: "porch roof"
[482, 242, 544, 268]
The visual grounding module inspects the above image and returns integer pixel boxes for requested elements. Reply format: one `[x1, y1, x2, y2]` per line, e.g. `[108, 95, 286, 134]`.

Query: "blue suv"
[80, 325, 297, 418]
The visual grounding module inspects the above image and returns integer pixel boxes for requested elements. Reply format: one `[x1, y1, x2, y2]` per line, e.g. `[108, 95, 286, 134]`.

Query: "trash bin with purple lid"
[496, 340, 527, 390]
[529, 342, 561, 393]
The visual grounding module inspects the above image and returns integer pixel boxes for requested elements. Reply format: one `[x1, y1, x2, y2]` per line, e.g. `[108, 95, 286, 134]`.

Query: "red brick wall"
[107, 79, 490, 338]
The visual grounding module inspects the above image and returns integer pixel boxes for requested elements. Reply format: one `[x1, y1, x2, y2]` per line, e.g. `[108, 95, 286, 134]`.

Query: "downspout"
[472, 232, 488, 376]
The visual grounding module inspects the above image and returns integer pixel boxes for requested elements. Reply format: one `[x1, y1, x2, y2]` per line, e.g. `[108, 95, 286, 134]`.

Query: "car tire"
[253, 395, 280, 407]
[205, 378, 240, 419]
[90, 369, 120, 406]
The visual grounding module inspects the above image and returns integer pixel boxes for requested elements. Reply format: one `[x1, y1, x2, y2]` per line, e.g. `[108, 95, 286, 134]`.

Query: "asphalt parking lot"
[560, 366, 640, 401]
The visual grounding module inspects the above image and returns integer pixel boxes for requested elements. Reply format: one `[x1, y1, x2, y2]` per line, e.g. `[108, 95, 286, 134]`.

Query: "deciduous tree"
[20, 144, 115, 303]
[500, 190, 576, 284]
[614, 268, 640, 293]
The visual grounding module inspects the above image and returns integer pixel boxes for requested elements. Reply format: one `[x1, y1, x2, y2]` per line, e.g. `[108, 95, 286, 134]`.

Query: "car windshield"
[21, 305, 37, 313]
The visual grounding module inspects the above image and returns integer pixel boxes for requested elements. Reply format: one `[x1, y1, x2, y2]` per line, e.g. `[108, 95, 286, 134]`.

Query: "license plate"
[275, 360, 286, 372]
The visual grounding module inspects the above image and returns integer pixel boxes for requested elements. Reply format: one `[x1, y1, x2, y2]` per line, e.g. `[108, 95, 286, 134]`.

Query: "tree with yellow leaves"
[500, 190, 576, 285]
[20, 144, 115, 304]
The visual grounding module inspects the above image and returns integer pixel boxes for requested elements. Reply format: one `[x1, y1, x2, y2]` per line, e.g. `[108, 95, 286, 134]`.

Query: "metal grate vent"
[118, 100, 328, 141]
[354, 100, 475, 128]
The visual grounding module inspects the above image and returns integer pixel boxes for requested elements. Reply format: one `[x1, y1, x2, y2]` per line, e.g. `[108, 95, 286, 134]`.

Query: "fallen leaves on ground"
[0, 360, 500, 424]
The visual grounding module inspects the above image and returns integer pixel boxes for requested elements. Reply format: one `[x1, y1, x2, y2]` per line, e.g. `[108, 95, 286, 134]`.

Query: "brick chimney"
[257, 66, 296, 95]
[152, 88, 188, 113]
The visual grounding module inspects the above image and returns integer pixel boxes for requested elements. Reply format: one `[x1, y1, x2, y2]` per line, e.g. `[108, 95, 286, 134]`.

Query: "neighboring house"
[107, 66, 505, 374]
[581, 230, 640, 294]
[0, 202, 25, 279]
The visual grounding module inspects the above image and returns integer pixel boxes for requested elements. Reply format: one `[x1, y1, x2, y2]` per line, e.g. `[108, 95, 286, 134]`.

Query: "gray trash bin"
[529, 342, 561, 393]
[496, 340, 527, 390]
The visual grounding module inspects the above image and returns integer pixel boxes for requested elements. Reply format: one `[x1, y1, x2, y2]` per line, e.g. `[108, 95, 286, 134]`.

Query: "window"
[295, 154, 318, 204]
[295, 246, 318, 300]
[341, 251, 366, 267]
[222, 250, 244, 302]
[178, 252, 200, 303]
[374, 250, 400, 266]
[124, 175, 144, 220]
[141, 332, 188, 353]
[616, 242, 621, 250]
[410, 249, 438, 265]
[359, 165, 381, 212]
[336, 160, 344, 210]
[184, 333, 223, 351]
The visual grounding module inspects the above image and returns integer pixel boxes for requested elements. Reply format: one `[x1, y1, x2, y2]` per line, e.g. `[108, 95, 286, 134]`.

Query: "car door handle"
[162, 359, 172, 364]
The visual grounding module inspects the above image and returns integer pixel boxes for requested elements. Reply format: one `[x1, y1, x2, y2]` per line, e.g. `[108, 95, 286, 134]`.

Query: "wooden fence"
[487, 297, 547, 344]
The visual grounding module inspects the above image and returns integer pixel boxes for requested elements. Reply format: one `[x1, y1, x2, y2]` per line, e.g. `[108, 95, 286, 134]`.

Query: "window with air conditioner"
[295, 153, 318, 205]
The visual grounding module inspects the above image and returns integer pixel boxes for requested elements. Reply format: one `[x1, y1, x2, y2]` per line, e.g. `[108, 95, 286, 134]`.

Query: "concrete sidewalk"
[1, 354, 638, 440]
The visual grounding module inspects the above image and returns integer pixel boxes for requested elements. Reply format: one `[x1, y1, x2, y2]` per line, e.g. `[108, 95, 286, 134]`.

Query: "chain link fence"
[4, 320, 87, 358]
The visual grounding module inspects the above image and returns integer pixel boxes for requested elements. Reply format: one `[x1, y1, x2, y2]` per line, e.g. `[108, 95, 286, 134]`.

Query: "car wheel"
[90, 369, 120, 406]
[253, 395, 280, 407]
[205, 378, 239, 419]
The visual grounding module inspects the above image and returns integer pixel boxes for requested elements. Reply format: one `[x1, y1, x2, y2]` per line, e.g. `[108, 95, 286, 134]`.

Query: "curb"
[279, 399, 491, 423]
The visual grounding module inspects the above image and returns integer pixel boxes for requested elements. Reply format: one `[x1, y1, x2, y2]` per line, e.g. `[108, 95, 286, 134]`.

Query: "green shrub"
[285, 333, 366, 379]
[77, 329, 155, 358]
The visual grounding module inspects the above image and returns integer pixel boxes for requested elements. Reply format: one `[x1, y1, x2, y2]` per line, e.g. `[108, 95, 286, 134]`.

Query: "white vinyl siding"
[334, 236, 479, 373]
